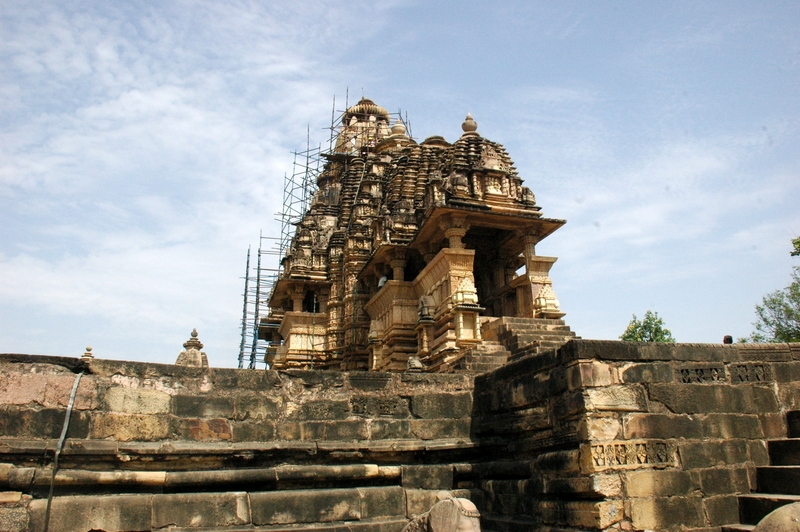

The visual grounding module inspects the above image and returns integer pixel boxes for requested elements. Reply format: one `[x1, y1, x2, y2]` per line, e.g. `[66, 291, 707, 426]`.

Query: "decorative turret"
[175, 329, 208, 368]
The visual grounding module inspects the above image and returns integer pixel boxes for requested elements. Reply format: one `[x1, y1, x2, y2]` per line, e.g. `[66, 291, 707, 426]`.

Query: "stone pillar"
[318, 288, 330, 313]
[390, 259, 406, 281]
[291, 286, 304, 312]
[522, 234, 539, 272]
[440, 216, 470, 249]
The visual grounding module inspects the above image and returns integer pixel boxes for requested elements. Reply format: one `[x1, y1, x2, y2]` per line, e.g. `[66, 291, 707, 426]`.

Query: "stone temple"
[1, 98, 799, 532]
[264, 98, 576, 373]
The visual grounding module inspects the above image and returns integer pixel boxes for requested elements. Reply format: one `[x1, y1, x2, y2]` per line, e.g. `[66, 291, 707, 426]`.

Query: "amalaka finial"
[461, 113, 478, 133]
[391, 119, 407, 136]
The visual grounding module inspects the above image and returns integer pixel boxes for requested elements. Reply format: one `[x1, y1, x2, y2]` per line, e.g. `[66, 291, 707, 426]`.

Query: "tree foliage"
[620, 310, 675, 342]
[747, 266, 800, 343]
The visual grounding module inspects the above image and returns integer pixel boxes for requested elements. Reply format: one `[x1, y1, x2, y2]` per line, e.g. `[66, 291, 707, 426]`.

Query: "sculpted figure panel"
[402, 492, 481, 532]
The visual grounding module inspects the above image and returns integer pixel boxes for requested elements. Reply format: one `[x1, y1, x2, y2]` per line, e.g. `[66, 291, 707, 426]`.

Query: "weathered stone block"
[629, 496, 704, 530]
[348, 373, 393, 391]
[152, 492, 249, 528]
[232, 420, 275, 442]
[537, 499, 624, 529]
[625, 469, 693, 497]
[551, 389, 585, 419]
[584, 385, 647, 412]
[409, 418, 470, 440]
[173, 395, 234, 418]
[546, 474, 621, 497]
[0, 506, 27, 532]
[178, 418, 232, 441]
[325, 420, 369, 441]
[290, 401, 351, 421]
[697, 467, 750, 495]
[774, 361, 800, 382]
[44, 374, 97, 410]
[749, 439, 770, 466]
[105, 387, 171, 414]
[404, 489, 440, 518]
[621, 362, 673, 383]
[649, 383, 779, 414]
[92, 412, 170, 441]
[0, 372, 47, 406]
[369, 419, 411, 440]
[759, 413, 788, 438]
[0, 407, 90, 439]
[285, 370, 345, 387]
[703, 494, 740, 526]
[29, 494, 153, 532]
[778, 383, 800, 410]
[358, 486, 404, 519]
[275, 421, 302, 440]
[410, 393, 472, 419]
[251, 488, 361, 524]
[535, 450, 581, 473]
[623, 413, 703, 439]
[579, 415, 621, 440]
[701, 413, 763, 439]
[679, 440, 749, 469]
[566, 360, 615, 389]
[402, 465, 453, 489]
[353, 396, 410, 418]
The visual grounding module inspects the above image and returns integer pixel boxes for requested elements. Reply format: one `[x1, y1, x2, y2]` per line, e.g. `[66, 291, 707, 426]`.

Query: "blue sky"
[1, 1, 798, 367]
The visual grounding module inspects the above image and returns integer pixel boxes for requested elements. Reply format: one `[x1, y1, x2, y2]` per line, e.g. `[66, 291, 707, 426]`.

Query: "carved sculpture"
[402, 491, 481, 532]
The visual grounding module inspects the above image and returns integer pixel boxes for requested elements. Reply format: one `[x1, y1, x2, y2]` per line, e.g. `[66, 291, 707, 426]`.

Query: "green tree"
[746, 266, 800, 343]
[792, 236, 800, 257]
[620, 310, 675, 342]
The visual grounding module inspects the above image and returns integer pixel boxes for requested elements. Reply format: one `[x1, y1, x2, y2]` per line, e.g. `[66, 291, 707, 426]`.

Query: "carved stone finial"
[391, 119, 407, 136]
[176, 329, 208, 367]
[461, 113, 478, 133]
[183, 328, 204, 350]
[82, 346, 94, 359]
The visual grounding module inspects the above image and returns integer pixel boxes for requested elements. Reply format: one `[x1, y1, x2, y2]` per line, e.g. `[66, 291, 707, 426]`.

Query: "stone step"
[768, 439, 800, 465]
[738, 494, 800, 525]
[498, 329, 576, 341]
[720, 525, 755, 532]
[168, 518, 409, 531]
[495, 325, 574, 337]
[757, 466, 800, 494]
[788, 411, 800, 438]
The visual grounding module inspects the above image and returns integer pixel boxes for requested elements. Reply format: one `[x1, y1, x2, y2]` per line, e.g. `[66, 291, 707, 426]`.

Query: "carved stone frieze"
[583, 440, 676, 472]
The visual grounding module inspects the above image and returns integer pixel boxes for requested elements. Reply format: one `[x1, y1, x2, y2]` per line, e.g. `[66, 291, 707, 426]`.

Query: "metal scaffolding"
[238, 93, 412, 368]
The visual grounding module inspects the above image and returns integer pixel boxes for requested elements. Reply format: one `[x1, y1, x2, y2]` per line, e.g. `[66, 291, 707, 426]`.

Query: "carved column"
[440, 215, 470, 249]
[291, 285, 304, 312]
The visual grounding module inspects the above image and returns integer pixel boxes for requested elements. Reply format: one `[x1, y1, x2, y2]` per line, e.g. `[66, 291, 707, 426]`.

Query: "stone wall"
[1, 341, 799, 531]
[472, 340, 800, 531]
[0, 354, 475, 532]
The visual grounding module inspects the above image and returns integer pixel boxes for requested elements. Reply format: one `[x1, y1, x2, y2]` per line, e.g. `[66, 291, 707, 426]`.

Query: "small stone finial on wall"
[175, 329, 209, 368]
[82, 346, 94, 360]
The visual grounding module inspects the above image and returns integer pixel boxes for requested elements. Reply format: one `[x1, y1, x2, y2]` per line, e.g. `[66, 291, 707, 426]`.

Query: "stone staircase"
[481, 316, 579, 362]
[448, 340, 511, 373]
[722, 411, 800, 531]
